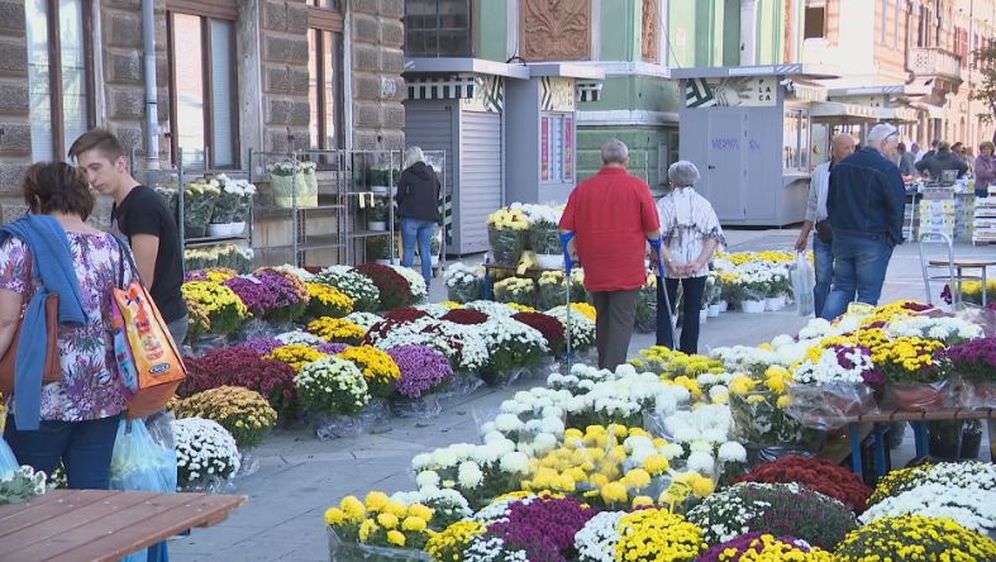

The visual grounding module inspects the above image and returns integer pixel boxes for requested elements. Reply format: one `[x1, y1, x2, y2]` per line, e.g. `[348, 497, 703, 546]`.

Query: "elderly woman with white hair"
[397, 146, 442, 287]
[655, 161, 725, 353]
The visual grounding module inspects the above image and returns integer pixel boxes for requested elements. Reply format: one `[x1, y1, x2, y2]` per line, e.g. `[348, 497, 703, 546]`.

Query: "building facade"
[0, 0, 405, 224]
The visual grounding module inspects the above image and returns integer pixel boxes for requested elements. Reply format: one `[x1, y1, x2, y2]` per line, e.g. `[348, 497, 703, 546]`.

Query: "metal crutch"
[649, 237, 677, 339]
[560, 232, 577, 373]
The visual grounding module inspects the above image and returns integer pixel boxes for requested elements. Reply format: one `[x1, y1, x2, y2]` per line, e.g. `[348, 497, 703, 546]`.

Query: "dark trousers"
[590, 289, 640, 371]
[4, 415, 119, 490]
[657, 276, 707, 354]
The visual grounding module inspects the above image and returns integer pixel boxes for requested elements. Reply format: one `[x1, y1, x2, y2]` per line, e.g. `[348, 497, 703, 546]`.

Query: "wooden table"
[841, 408, 995, 479]
[0, 489, 246, 562]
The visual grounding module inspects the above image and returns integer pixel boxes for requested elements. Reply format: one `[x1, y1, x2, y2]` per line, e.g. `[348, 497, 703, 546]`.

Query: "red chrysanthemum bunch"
[512, 312, 565, 356]
[356, 263, 413, 310]
[180, 347, 297, 415]
[734, 455, 873, 513]
[362, 318, 419, 346]
[441, 308, 489, 325]
[383, 307, 429, 323]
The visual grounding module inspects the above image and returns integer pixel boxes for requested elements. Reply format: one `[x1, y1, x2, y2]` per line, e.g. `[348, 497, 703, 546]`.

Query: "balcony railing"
[910, 47, 963, 83]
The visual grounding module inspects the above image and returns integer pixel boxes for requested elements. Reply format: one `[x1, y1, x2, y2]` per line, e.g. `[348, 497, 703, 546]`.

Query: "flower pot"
[718, 300, 729, 313]
[765, 295, 786, 311]
[699, 309, 708, 323]
[535, 253, 564, 270]
[367, 220, 387, 232]
[742, 299, 766, 313]
[708, 303, 721, 317]
[886, 381, 950, 412]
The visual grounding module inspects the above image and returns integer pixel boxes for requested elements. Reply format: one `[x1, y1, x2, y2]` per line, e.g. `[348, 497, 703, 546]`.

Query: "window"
[166, 12, 238, 168]
[307, 2, 345, 151]
[783, 109, 810, 172]
[307, 30, 345, 150]
[405, 0, 472, 57]
[803, 6, 826, 39]
[540, 113, 575, 184]
[25, 0, 94, 161]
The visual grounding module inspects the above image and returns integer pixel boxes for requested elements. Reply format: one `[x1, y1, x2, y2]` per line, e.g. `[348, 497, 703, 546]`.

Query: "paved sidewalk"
[170, 229, 994, 561]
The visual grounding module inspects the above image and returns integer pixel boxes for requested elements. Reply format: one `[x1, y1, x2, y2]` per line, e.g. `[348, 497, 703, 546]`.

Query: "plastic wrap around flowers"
[387, 344, 454, 399]
[172, 417, 241, 489]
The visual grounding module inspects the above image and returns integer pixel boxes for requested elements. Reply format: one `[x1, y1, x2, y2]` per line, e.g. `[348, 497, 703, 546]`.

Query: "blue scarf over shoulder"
[0, 215, 87, 430]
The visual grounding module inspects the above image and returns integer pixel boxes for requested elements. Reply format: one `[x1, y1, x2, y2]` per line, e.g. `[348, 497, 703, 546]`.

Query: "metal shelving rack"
[142, 147, 254, 275]
[248, 148, 350, 267]
[348, 150, 400, 264]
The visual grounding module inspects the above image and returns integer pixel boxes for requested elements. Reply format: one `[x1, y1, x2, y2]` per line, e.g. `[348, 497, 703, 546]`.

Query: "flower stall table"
[925, 258, 996, 305]
[841, 408, 996, 479]
[0, 490, 246, 562]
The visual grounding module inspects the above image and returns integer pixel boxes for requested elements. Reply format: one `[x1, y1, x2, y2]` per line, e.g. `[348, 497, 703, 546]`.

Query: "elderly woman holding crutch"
[655, 161, 725, 354]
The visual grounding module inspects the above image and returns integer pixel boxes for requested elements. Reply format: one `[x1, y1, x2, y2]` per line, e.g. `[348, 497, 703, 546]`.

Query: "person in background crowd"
[656, 161, 724, 354]
[897, 142, 917, 177]
[909, 141, 921, 162]
[795, 134, 857, 317]
[975, 141, 996, 198]
[397, 146, 442, 288]
[69, 129, 188, 345]
[821, 123, 906, 320]
[918, 139, 940, 163]
[915, 141, 969, 179]
[560, 139, 661, 370]
[0, 163, 139, 489]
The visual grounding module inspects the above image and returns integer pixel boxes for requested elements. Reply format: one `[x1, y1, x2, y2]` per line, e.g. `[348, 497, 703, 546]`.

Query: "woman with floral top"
[0, 162, 138, 490]
[656, 161, 725, 354]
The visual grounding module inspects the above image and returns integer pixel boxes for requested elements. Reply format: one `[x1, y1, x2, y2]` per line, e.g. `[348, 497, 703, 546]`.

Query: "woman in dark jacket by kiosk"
[397, 147, 441, 287]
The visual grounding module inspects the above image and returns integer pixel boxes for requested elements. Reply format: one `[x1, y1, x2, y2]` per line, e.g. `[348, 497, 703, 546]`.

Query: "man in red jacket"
[560, 139, 662, 370]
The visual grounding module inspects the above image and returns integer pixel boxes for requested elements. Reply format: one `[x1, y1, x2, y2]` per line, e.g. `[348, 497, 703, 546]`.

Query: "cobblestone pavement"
[170, 229, 994, 561]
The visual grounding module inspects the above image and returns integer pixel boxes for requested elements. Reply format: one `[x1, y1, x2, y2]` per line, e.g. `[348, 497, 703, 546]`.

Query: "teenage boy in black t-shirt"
[69, 128, 188, 344]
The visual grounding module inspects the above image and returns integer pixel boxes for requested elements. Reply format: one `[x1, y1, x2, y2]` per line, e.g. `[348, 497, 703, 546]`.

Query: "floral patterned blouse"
[0, 231, 138, 422]
[657, 187, 726, 279]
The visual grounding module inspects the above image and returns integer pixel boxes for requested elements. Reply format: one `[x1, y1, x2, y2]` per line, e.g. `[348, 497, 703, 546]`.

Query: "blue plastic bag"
[111, 418, 177, 562]
[1, 437, 19, 478]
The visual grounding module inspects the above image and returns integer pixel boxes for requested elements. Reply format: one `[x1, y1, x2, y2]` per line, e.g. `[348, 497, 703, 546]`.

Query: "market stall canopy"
[811, 101, 880, 121]
[876, 106, 919, 123]
[826, 83, 932, 98]
[403, 57, 530, 80]
[670, 63, 839, 80]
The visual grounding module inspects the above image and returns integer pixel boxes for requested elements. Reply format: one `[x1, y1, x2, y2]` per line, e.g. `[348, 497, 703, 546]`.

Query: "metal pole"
[141, 0, 160, 170]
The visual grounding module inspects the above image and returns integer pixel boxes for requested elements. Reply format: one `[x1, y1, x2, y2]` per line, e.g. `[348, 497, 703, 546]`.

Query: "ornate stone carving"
[520, 0, 591, 61]
[642, 0, 660, 62]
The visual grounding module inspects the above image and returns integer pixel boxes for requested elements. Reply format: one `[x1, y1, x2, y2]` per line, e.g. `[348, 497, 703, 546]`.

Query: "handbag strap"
[112, 235, 134, 290]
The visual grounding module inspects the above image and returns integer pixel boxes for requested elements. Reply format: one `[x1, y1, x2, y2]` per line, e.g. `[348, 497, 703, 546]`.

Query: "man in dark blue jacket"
[821, 123, 907, 320]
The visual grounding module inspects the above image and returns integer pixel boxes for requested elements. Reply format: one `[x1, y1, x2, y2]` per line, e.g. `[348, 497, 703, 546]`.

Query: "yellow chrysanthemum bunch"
[493, 276, 536, 299]
[522, 425, 672, 509]
[326, 492, 435, 551]
[486, 207, 529, 231]
[658, 471, 716, 510]
[718, 533, 834, 561]
[633, 346, 725, 380]
[305, 282, 354, 319]
[834, 515, 996, 561]
[871, 336, 946, 383]
[425, 519, 485, 562]
[724, 250, 797, 266]
[198, 267, 238, 283]
[866, 463, 932, 505]
[181, 281, 249, 338]
[614, 509, 707, 562]
[565, 302, 596, 321]
[338, 345, 401, 397]
[174, 386, 277, 448]
[265, 344, 328, 372]
[307, 316, 366, 345]
[506, 302, 537, 313]
[439, 300, 462, 310]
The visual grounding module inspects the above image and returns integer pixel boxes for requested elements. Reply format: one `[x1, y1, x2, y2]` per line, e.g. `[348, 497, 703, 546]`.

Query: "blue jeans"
[4, 415, 119, 489]
[813, 235, 834, 318]
[657, 276, 707, 354]
[401, 218, 436, 286]
[820, 232, 894, 320]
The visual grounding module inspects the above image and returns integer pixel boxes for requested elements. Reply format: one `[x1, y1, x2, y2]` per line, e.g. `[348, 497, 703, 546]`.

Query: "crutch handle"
[648, 237, 665, 278]
[560, 231, 576, 273]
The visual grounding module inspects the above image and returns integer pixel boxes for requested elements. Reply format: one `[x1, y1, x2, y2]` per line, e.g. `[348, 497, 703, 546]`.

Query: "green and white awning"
[407, 76, 478, 100]
[576, 81, 602, 103]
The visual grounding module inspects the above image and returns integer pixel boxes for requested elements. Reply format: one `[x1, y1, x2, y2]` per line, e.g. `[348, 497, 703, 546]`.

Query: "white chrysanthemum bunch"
[388, 265, 428, 303]
[172, 417, 241, 488]
[574, 511, 625, 562]
[860, 483, 996, 534]
[884, 315, 983, 343]
[276, 330, 325, 346]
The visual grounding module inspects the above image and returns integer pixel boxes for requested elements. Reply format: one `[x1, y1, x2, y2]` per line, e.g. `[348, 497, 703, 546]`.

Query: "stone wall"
[261, 0, 311, 154]
[0, 0, 30, 218]
[350, 0, 405, 150]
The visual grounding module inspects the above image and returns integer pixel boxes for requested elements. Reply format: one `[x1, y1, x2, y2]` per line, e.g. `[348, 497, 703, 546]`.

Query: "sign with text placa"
[685, 77, 776, 108]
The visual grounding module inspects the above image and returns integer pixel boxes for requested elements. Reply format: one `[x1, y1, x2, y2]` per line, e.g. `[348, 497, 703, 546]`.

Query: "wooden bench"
[0, 490, 246, 562]
[840, 408, 996, 480]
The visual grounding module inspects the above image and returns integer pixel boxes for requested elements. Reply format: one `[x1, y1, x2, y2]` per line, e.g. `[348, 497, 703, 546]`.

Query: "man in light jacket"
[795, 134, 855, 317]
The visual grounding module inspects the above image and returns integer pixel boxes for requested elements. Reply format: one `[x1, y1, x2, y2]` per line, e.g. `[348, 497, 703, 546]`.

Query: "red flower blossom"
[441, 308, 489, 325]
[356, 263, 413, 310]
[181, 347, 297, 414]
[383, 307, 428, 322]
[512, 312, 565, 356]
[734, 455, 872, 513]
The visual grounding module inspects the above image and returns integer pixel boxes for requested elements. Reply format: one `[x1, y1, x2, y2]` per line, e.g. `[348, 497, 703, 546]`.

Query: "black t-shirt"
[111, 185, 187, 323]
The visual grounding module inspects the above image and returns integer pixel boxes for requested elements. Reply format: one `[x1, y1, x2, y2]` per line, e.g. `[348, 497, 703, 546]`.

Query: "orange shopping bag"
[112, 275, 186, 420]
